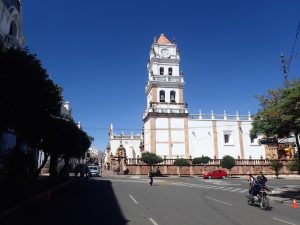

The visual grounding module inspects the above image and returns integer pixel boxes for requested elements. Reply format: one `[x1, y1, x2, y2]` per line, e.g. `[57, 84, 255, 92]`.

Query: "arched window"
[160, 67, 164, 75]
[170, 91, 176, 103]
[160, 90, 165, 102]
[9, 21, 17, 37]
[168, 67, 173, 75]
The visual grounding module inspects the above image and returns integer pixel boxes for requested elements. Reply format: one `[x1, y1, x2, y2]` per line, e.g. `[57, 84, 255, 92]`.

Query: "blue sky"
[23, 0, 300, 152]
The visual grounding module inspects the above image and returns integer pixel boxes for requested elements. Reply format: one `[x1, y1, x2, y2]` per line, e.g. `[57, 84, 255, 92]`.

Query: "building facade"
[0, 0, 24, 47]
[106, 34, 265, 161]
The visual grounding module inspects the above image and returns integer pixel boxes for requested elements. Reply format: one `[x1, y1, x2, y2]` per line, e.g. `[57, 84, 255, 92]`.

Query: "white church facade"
[106, 34, 265, 161]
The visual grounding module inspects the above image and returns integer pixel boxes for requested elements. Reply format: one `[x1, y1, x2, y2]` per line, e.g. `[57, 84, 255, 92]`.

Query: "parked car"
[88, 165, 101, 177]
[203, 170, 227, 179]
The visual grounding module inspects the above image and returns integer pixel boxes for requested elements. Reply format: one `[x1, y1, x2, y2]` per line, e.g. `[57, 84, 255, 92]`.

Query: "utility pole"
[280, 22, 300, 87]
[280, 52, 289, 87]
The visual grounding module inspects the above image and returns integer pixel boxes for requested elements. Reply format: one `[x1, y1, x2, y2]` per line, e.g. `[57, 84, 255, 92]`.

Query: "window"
[160, 67, 164, 75]
[168, 67, 173, 75]
[159, 90, 165, 102]
[250, 136, 259, 145]
[9, 21, 17, 37]
[224, 134, 230, 144]
[170, 91, 176, 103]
[223, 131, 234, 145]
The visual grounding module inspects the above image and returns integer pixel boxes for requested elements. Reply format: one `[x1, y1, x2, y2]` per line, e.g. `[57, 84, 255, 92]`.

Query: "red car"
[203, 170, 227, 179]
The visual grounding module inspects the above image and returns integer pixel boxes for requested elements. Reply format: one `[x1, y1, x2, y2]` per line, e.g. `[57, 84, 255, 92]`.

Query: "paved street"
[1, 175, 299, 225]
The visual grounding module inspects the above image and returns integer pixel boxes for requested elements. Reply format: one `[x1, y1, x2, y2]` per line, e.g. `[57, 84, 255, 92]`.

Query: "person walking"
[84, 164, 90, 178]
[148, 169, 154, 186]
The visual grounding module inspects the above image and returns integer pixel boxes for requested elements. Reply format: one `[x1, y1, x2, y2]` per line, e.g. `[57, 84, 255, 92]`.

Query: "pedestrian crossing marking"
[229, 188, 242, 192]
[220, 187, 234, 191]
[109, 178, 249, 194]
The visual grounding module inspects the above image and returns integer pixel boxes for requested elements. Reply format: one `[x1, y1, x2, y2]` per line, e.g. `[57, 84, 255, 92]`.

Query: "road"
[1, 175, 299, 225]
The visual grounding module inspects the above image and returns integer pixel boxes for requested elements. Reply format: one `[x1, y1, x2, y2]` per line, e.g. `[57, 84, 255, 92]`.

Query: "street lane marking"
[221, 187, 233, 191]
[149, 218, 159, 225]
[205, 196, 232, 206]
[129, 194, 138, 204]
[273, 217, 297, 225]
[213, 186, 224, 190]
[230, 188, 242, 192]
[239, 189, 248, 193]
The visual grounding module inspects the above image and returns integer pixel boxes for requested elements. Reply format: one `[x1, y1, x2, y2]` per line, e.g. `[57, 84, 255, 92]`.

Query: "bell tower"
[143, 34, 189, 158]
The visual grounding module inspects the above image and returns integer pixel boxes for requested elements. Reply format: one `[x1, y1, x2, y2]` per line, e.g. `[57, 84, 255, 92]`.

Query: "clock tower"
[143, 34, 189, 158]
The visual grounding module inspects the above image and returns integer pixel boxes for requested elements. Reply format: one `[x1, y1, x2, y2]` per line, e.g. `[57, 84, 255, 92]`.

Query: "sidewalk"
[0, 175, 72, 218]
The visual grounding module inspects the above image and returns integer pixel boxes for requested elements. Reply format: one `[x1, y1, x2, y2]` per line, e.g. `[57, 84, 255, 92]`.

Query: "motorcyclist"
[257, 172, 267, 186]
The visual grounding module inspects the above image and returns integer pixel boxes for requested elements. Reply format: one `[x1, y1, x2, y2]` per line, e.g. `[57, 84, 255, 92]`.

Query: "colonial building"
[106, 34, 266, 161]
[0, 0, 24, 47]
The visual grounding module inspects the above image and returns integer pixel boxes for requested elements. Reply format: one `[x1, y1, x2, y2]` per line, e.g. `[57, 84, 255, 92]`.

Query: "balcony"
[150, 75, 184, 83]
[143, 106, 188, 119]
[189, 112, 252, 121]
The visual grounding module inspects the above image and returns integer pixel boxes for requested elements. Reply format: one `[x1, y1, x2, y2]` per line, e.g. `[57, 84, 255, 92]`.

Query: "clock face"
[161, 48, 169, 57]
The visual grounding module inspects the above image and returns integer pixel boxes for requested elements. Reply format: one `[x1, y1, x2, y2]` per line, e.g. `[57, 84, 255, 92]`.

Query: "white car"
[88, 165, 101, 177]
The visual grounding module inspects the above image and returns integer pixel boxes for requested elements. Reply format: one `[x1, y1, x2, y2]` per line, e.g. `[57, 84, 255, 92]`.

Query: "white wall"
[216, 121, 240, 159]
[171, 118, 184, 128]
[144, 120, 151, 152]
[110, 137, 141, 158]
[241, 123, 265, 159]
[156, 143, 168, 156]
[188, 119, 265, 159]
[156, 118, 168, 128]
[156, 130, 168, 142]
[189, 120, 215, 158]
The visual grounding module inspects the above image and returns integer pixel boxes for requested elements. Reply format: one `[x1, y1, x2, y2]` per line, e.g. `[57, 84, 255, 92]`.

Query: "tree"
[192, 155, 211, 169]
[270, 160, 283, 179]
[250, 79, 300, 174]
[173, 158, 190, 177]
[141, 152, 163, 172]
[220, 155, 236, 178]
[40, 117, 92, 179]
[0, 44, 63, 151]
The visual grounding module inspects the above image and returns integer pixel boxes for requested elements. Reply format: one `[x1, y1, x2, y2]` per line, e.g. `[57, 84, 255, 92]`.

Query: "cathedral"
[106, 34, 265, 162]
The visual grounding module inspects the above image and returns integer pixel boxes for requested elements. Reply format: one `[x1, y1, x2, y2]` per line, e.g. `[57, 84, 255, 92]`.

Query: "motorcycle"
[247, 182, 270, 210]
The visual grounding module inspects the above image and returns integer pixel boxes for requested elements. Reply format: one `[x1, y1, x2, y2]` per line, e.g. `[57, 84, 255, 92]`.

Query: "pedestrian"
[156, 167, 161, 177]
[74, 164, 79, 178]
[85, 164, 90, 178]
[80, 164, 84, 178]
[124, 166, 129, 175]
[148, 169, 154, 186]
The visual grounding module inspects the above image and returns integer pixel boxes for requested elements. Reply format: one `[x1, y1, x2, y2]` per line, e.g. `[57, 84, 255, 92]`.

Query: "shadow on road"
[0, 179, 129, 225]
[271, 190, 300, 201]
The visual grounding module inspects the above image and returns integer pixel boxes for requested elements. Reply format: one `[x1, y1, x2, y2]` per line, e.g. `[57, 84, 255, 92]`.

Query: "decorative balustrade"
[143, 107, 188, 118]
[189, 113, 252, 121]
[125, 158, 292, 166]
[150, 75, 184, 83]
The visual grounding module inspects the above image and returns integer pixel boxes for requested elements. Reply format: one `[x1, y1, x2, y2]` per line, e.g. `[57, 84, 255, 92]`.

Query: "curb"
[0, 179, 73, 220]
